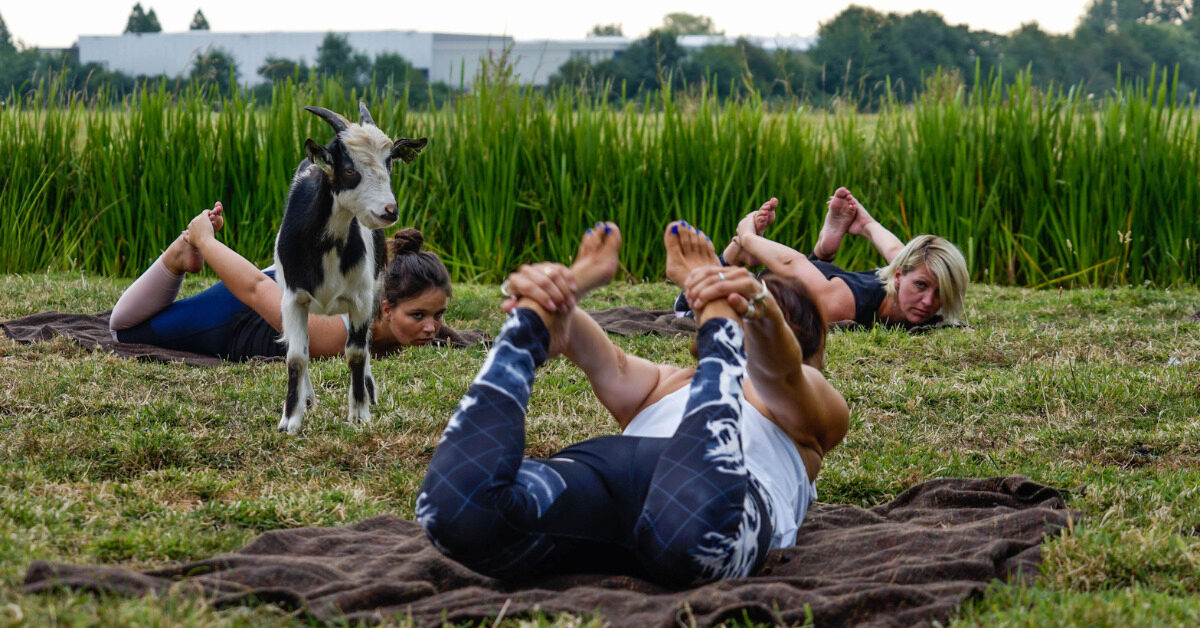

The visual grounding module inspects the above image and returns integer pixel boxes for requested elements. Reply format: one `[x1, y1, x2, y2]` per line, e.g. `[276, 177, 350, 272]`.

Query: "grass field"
[1, 272, 1199, 626]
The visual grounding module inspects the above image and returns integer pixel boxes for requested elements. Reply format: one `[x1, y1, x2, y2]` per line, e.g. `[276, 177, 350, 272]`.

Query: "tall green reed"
[0, 66, 1197, 287]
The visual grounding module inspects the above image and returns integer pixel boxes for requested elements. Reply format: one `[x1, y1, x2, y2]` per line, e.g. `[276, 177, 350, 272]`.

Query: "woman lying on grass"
[686, 188, 969, 329]
[417, 221, 849, 586]
[109, 202, 452, 361]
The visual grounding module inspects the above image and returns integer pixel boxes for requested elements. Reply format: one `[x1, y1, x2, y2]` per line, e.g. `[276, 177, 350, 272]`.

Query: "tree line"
[554, 1, 1200, 105]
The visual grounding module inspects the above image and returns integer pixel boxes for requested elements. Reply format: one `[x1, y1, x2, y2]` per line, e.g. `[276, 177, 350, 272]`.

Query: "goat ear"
[358, 101, 375, 126]
[391, 137, 428, 163]
[305, 139, 334, 176]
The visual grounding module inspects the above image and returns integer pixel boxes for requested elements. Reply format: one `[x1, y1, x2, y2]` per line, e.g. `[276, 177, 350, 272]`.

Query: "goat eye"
[342, 166, 355, 176]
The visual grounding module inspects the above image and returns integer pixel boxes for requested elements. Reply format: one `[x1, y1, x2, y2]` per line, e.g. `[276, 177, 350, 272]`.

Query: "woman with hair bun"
[107, 202, 453, 360]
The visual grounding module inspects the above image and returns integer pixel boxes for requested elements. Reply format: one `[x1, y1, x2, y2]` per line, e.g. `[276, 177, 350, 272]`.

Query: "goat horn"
[358, 101, 375, 127]
[304, 106, 349, 134]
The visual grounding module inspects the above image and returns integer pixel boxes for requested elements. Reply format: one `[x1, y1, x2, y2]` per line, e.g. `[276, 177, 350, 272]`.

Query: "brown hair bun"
[389, 228, 424, 257]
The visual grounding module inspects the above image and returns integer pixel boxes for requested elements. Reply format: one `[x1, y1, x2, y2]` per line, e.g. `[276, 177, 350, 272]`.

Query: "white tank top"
[622, 384, 817, 548]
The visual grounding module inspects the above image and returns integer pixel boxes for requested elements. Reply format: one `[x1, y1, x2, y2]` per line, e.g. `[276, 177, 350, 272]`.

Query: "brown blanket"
[588, 306, 697, 337]
[590, 306, 968, 337]
[23, 475, 1075, 627]
[1, 311, 489, 367]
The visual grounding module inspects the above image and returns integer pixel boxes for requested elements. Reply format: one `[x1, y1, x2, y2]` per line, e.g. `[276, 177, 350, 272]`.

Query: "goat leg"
[346, 315, 374, 425]
[279, 294, 314, 434]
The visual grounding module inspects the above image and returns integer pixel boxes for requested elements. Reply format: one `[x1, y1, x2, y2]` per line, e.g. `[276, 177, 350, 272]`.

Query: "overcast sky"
[2, 0, 1093, 49]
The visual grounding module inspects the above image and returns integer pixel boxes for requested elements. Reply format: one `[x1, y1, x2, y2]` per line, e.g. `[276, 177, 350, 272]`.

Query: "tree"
[124, 3, 162, 34]
[683, 39, 780, 97]
[809, 6, 891, 95]
[190, 9, 210, 31]
[0, 10, 15, 55]
[660, 12, 722, 36]
[1080, 0, 1192, 34]
[146, 8, 162, 32]
[590, 29, 686, 97]
[373, 52, 425, 84]
[589, 23, 623, 36]
[1001, 23, 1082, 87]
[316, 32, 370, 86]
[548, 56, 594, 89]
[190, 46, 237, 95]
[258, 55, 309, 82]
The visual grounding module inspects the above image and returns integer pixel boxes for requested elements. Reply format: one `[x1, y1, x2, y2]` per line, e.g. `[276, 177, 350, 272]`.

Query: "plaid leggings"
[417, 308, 774, 587]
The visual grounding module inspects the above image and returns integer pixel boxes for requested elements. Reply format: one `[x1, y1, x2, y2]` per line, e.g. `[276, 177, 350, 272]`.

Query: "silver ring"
[744, 302, 757, 319]
[752, 281, 769, 303]
[718, 271, 727, 281]
[500, 279, 512, 298]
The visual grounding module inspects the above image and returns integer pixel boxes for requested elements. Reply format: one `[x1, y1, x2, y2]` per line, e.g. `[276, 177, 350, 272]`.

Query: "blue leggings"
[417, 309, 774, 587]
[116, 270, 285, 361]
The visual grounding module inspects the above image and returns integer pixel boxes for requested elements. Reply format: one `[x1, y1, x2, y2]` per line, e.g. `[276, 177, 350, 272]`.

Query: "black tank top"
[808, 259, 887, 327]
[226, 308, 288, 361]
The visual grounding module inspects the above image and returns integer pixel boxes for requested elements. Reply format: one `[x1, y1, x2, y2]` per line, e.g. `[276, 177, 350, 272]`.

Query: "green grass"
[1, 272, 1199, 625]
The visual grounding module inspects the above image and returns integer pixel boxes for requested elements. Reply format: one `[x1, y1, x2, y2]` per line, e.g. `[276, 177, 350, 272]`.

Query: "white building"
[676, 34, 817, 52]
[75, 30, 814, 88]
[76, 30, 629, 87]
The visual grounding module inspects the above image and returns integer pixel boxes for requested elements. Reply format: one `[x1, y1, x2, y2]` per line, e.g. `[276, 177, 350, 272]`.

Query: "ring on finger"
[752, 281, 769, 304]
[543, 267, 553, 276]
[744, 302, 757, 319]
[500, 279, 513, 298]
[718, 271, 727, 281]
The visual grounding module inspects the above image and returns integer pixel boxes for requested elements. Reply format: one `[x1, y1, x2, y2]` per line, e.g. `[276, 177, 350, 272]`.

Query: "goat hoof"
[278, 415, 302, 434]
[348, 406, 371, 425]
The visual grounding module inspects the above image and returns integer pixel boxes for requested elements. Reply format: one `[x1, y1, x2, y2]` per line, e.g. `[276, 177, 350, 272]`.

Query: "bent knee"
[414, 491, 505, 558]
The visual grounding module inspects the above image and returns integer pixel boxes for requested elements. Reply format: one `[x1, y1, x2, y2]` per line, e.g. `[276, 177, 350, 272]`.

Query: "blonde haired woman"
[718, 188, 968, 328]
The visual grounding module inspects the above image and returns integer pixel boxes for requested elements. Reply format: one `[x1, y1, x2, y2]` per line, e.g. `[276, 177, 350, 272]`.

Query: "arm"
[686, 267, 849, 454]
[744, 296, 849, 455]
[860, 222, 905, 264]
[560, 308, 682, 429]
[501, 261, 680, 429]
[734, 233, 858, 322]
[185, 210, 348, 357]
[845, 195, 905, 264]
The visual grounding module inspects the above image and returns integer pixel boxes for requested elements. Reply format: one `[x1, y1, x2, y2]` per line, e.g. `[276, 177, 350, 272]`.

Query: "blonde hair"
[875, 235, 969, 323]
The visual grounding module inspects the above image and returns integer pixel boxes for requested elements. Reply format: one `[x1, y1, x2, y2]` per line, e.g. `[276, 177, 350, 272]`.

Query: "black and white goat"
[274, 102, 427, 434]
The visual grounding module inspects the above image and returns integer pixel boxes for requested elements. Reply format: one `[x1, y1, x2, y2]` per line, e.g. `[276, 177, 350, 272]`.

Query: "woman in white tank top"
[418, 220, 849, 586]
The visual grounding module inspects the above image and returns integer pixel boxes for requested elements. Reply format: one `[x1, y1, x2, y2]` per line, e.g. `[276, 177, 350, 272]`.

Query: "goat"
[274, 102, 427, 434]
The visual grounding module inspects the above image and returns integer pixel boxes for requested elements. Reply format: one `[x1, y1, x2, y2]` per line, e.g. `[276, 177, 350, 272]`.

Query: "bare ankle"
[695, 300, 739, 326]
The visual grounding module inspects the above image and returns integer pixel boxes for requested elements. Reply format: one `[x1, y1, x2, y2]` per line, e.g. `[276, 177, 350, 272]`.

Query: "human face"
[381, 288, 448, 346]
[894, 264, 942, 324]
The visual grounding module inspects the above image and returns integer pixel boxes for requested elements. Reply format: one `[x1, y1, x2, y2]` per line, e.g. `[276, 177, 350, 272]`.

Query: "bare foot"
[723, 198, 777, 266]
[166, 202, 225, 275]
[163, 234, 205, 275]
[664, 220, 721, 287]
[570, 222, 621, 298]
[813, 188, 857, 260]
[846, 193, 876, 237]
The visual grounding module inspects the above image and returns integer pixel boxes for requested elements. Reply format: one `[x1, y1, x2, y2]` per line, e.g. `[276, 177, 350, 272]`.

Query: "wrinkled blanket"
[589, 306, 968, 337]
[23, 475, 1076, 627]
[1, 311, 489, 367]
[588, 306, 697, 337]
